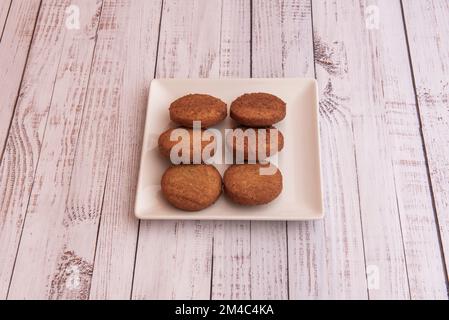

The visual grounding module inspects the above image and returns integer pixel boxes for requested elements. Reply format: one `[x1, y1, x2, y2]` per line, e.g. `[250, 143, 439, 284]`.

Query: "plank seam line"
[249, 218, 252, 300]
[249, 0, 253, 78]
[88, 158, 109, 300]
[310, 0, 317, 79]
[350, 122, 370, 300]
[152, 0, 164, 79]
[129, 219, 141, 300]
[285, 221, 290, 300]
[249, 0, 254, 300]
[391, 163, 412, 299]
[0, 0, 42, 167]
[0, 0, 12, 42]
[209, 234, 215, 300]
[249, 0, 253, 299]
[309, 0, 318, 300]
[399, 0, 449, 298]
[130, 0, 164, 299]
[6, 2, 67, 298]
[217, 0, 224, 78]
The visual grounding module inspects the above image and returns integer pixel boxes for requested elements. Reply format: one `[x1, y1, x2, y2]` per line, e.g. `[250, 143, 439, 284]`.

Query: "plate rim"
[134, 77, 324, 221]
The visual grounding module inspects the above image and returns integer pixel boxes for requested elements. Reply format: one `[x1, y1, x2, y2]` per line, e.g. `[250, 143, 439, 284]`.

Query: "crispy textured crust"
[226, 126, 284, 161]
[230, 93, 286, 127]
[161, 165, 222, 211]
[158, 127, 216, 163]
[223, 164, 283, 205]
[169, 94, 227, 128]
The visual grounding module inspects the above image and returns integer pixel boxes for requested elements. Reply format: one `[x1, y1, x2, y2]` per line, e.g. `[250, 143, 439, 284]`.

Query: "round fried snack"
[169, 94, 227, 128]
[223, 163, 283, 205]
[230, 93, 286, 127]
[226, 126, 284, 161]
[158, 127, 216, 163]
[161, 165, 222, 211]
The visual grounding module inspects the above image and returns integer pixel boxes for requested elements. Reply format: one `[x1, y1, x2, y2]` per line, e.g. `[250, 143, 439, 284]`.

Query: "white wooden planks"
[371, 0, 447, 299]
[0, 0, 11, 40]
[291, 0, 369, 299]
[89, 0, 163, 299]
[0, 0, 66, 299]
[7, 0, 103, 299]
[402, 0, 449, 297]
[309, 0, 447, 299]
[311, 0, 409, 299]
[0, 0, 40, 158]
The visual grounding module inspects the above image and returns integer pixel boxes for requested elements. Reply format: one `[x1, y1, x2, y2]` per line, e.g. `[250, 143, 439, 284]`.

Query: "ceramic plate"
[135, 78, 323, 220]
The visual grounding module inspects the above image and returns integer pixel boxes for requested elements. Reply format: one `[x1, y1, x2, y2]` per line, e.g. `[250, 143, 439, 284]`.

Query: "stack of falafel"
[157, 93, 285, 211]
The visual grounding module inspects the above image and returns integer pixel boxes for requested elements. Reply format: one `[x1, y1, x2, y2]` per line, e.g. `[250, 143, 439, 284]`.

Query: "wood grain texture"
[89, 0, 162, 299]
[309, 0, 446, 299]
[0, 0, 41, 160]
[253, 0, 367, 299]
[0, 0, 11, 40]
[0, 0, 66, 299]
[312, 0, 409, 299]
[402, 0, 449, 296]
[132, 0, 221, 299]
[372, 0, 447, 299]
[211, 0, 251, 300]
[7, 0, 103, 299]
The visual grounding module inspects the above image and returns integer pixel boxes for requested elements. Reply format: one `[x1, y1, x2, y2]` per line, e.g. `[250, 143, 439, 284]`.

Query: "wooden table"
[0, 0, 448, 300]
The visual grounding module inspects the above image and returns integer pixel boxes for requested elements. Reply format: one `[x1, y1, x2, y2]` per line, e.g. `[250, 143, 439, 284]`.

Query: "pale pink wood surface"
[311, 0, 446, 299]
[0, 0, 40, 169]
[0, 0, 448, 300]
[0, 1, 12, 41]
[7, 0, 103, 299]
[89, 0, 163, 300]
[402, 0, 449, 294]
[0, 0, 41, 298]
[0, 0, 66, 298]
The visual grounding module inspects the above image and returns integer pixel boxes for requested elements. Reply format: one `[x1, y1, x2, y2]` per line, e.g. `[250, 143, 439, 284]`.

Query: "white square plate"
[135, 78, 323, 220]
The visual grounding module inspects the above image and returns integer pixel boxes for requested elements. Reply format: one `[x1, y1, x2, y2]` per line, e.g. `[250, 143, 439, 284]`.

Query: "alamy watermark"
[168, 121, 280, 175]
[65, 5, 80, 30]
[365, 5, 380, 30]
[366, 264, 380, 290]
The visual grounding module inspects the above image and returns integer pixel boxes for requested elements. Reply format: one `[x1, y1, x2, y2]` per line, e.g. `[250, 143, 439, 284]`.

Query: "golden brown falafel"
[230, 93, 286, 127]
[161, 165, 222, 211]
[169, 94, 227, 128]
[223, 163, 283, 205]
